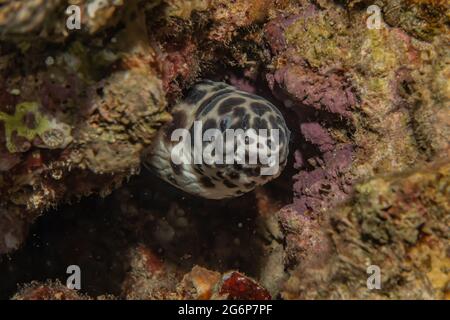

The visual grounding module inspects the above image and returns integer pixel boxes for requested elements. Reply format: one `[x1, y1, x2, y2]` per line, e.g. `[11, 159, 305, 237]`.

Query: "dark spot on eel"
[195, 89, 233, 118]
[202, 118, 217, 133]
[163, 111, 186, 143]
[170, 161, 182, 175]
[218, 97, 246, 115]
[250, 102, 270, 116]
[223, 179, 237, 188]
[185, 88, 207, 105]
[200, 176, 215, 188]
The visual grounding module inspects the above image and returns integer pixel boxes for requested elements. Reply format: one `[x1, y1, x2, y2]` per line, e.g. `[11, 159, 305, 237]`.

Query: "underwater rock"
[282, 160, 449, 299]
[380, 0, 450, 42]
[0, 0, 62, 40]
[125, 257, 272, 300]
[11, 280, 115, 300]
[411, 35, 450, 158]
[122, 244, 181, 300]
[264, 1, 448, 216]
[0, 0, 448, 301]
[293, 143, 354, 216]
[0, 0, 144, 41]
[218, 271, 271, 300]
[12, 281, 90, 300]
[0, 101, 72, 153]
[267, 61, 356, 119]
[0, 3, 171, 254]
[262, 0, 448, 300]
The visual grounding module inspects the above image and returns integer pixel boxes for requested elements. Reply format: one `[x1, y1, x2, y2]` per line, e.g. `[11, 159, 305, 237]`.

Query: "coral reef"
[0, 0, 448, 300]
[281, 160, 449, 299]
[12, 281, 93, 300]
[0, 1, 170, 254]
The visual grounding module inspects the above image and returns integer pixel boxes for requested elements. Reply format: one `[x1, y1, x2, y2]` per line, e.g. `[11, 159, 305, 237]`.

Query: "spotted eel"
[142, 80, 290, 199]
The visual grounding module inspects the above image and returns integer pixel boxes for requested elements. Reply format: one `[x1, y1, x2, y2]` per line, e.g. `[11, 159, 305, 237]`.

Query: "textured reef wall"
[0, 0, 448, 299]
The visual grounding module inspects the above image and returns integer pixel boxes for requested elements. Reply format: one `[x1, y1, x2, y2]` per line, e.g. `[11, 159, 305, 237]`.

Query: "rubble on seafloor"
[0, 0, 448, 299]
[11, 266, 271, 300]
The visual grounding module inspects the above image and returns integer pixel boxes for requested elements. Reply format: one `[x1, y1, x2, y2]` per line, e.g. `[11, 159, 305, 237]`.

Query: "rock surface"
[0, 0, 448, 300]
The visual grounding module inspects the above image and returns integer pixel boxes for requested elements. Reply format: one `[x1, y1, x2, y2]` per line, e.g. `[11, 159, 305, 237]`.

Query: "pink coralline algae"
[265, 28, 356, 217]
[267, 61, 357, 120]
[263, 6, 359, 219]
[293, 143, 354, 215]
[264, 15, 302, 55]
[264, 4, 318, 55]
[265, 6, 357, 120]
[300, 122, 335, 153]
